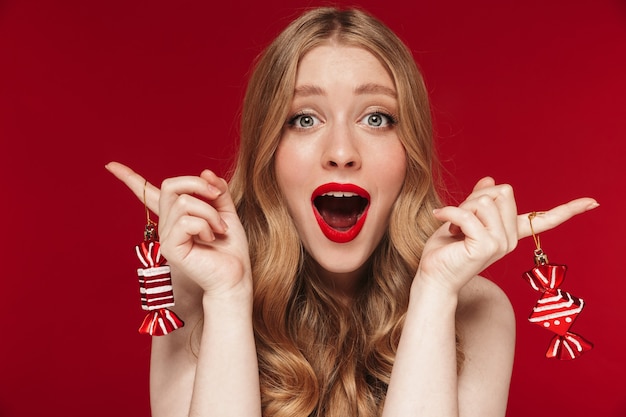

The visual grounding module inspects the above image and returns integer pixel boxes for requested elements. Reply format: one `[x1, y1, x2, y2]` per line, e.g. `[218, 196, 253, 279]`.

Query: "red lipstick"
[311, 183, 370, 243]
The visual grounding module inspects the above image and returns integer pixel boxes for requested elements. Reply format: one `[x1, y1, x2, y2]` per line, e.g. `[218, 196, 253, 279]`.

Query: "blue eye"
[289, 113, 319, 128]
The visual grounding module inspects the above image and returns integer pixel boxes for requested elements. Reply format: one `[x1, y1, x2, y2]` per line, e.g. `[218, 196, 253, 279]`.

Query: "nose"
[322, 123, 361, 170]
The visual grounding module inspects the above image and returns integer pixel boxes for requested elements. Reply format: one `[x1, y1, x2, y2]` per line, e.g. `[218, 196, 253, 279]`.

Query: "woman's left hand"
[416, 177, 598, 295]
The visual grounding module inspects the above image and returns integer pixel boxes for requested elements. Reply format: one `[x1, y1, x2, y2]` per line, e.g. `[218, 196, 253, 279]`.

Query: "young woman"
[106, 7, 597, 417]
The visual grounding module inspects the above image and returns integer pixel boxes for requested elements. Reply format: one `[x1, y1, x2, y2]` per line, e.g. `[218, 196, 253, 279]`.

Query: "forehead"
[295, 44, 395, 90]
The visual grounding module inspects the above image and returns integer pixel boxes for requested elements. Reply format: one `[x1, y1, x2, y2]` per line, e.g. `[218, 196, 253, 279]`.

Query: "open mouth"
[311, 183, 370, 243]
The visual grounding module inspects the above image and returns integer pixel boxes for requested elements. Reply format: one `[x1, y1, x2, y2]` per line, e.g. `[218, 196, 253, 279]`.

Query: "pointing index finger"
[105, 161, 161, 215]
[516, 197, 599, 239]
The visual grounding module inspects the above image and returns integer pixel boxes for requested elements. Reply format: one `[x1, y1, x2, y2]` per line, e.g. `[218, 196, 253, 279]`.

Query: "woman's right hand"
[108, 162, 261, 417]
[106, 161, 252, 300]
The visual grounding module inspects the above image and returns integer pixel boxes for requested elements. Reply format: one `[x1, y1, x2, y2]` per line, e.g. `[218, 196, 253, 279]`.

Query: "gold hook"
[143, 180, 157, 241]
[143, 180, 156, 226]
[528, 212, 548, 265]
[528, 212, 541, 250]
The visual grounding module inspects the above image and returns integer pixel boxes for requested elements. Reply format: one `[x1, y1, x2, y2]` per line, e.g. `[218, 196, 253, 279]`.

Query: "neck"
[313, 261, 369, 305]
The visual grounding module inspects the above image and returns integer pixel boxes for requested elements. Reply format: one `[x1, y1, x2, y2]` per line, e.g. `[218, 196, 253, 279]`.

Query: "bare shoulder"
[455, 276, 515, 417]
[455, 275, 515, 357]
[456, 275, 515, 328]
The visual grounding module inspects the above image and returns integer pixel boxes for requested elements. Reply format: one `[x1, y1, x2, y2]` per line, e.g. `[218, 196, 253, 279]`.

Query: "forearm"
[382, 278, 460, 417]
[149, 274, 204, 417]
[188, 289, 261, 417]
[149, 282, 261, 417]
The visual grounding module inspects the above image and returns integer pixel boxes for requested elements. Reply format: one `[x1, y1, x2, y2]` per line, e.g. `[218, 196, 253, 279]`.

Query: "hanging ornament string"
[521, 212, 592, 360]
[143, 180, 158, 241]
[528, 211, 547, 264]
[134, 180, 184, 336]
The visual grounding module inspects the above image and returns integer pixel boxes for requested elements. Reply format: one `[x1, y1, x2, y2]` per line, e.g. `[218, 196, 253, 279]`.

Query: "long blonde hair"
[229, 7, 458, 417]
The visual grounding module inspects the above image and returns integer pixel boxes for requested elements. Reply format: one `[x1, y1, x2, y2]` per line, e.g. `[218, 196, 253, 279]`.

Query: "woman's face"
[275, 43, 407, 290]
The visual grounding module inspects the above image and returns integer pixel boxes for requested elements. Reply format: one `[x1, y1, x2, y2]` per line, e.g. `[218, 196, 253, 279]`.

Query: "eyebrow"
[354, 83, 397, 98]
[293, 83, 397, 98]
[293, 84, 325, 97]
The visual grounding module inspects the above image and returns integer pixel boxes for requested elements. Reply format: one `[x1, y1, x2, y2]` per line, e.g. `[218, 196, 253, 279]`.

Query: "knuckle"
[177, 215, 195, 230]
[476, 195, 493, 207]
[458, 209, 474, 221]
[161, 178, 175, 192]
[176, 193, 193, 209]
[498, 183, 514, 198]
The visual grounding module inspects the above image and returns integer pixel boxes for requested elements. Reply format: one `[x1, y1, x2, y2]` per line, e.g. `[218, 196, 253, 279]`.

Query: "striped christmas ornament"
[134, 227, 184, 336]
[523, 263, 593, 360]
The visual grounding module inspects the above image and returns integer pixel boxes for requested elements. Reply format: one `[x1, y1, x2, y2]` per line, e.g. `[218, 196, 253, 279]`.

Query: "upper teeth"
[322, 192, 359, 197]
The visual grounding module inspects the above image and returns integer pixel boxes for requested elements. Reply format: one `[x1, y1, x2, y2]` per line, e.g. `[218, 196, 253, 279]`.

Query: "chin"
[309, 246, 372, 280]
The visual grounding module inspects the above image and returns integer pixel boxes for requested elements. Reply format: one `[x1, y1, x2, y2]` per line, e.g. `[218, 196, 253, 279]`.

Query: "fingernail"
[220, 219, 229, 232]
[432, 208, 441, 215]
[208, 184, 222, 195]
[587, 201, 600, 210]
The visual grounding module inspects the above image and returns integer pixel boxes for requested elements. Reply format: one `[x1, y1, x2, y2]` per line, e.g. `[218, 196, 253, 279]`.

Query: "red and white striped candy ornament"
[134, 184, 184, 336]
[522, 212, 592, 360]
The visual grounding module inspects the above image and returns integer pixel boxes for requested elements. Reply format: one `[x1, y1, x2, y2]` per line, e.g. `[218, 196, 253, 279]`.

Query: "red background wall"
[2, 0, 625, 416]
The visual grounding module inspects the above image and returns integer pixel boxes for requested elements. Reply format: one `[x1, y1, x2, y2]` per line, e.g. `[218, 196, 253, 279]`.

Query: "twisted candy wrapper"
[136, 240, 184, 336]
[523, 263, 592, 360]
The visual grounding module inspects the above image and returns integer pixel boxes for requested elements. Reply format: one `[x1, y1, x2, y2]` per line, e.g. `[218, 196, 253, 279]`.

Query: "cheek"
[274, 143, 310, 212]
[376, 143, 407, 191]
[389, 152, 407, 185]
[274, 143, 298, 190]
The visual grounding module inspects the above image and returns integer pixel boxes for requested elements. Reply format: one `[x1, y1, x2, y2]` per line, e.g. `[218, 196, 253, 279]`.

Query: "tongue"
[315, 196, 364, 230]
[320, 209, 359, 230]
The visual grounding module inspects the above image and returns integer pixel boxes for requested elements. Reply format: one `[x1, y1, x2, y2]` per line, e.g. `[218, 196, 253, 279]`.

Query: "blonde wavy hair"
[229, 7, 461, 417]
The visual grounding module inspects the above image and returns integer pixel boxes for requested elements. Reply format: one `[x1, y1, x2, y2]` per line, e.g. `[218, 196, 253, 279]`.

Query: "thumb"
[472, 176, 496, 192]
[199, 169, 237, 215]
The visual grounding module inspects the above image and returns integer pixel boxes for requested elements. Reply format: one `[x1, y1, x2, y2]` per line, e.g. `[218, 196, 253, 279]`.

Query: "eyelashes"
[287, 112, 321, 129]
[286, 110, 398, 130]
[360, 111, 398, 128]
